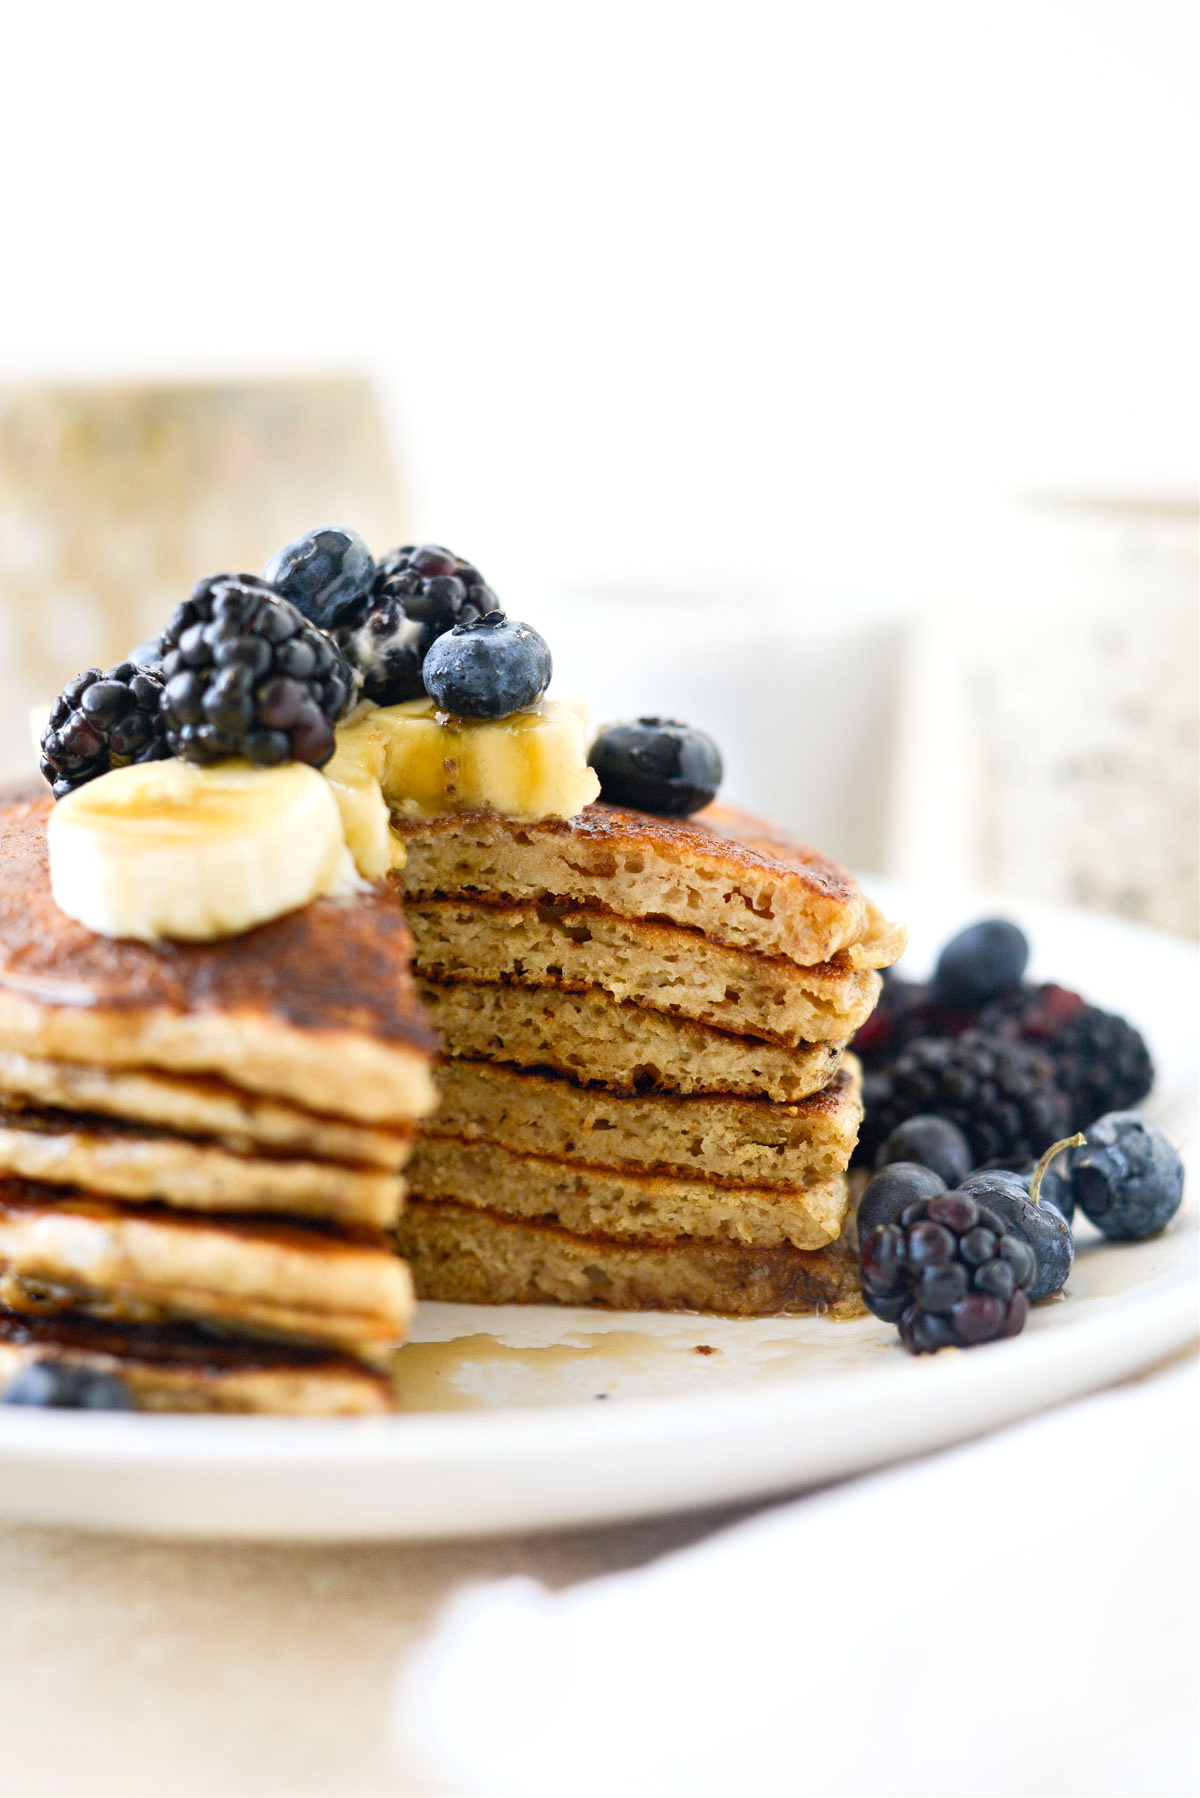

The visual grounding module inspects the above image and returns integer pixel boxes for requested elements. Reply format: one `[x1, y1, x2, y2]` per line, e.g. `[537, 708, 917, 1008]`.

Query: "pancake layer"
[0, 1178, 413, 1355]
[405, 898, 883, 1045]
[396, 801, 906, 967]
[0, 1308, 394, 1414]
[0, 1106, 404, 1227]
[429, 1057, 862, 1188]
[396, 1199, 861, 1316]
[417, 979, 846, 1102]
[409, 1134, 849, 1249]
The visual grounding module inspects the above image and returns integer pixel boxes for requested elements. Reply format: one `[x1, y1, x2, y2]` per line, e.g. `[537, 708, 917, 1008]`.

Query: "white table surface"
[0, 1349, 1191, 1798]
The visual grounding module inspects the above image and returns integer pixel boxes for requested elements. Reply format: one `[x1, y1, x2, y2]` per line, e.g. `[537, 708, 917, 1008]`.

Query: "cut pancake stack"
[0, 791, 437, 1412]
[393, 802, 905, 1315]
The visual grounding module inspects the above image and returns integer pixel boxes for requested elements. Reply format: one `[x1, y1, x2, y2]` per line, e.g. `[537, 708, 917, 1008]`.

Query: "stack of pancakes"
[0, 791, 437, 1412]
[393, 803, 904, 1314]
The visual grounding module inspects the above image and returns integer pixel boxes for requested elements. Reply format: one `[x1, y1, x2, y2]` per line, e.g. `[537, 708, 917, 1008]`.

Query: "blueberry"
[959, 1168, 1074, 1300]
[931, 919, 1029, 1007]
[857, 1162, 946, 1241]
[262, 526, 375, 630]
[875, 1116, 972, 1187]
[3, 1360, 135, 1410]
[421, 614, 552, 720]
[1072, 1113, 1184, 1240]
[588, 719, 723, 817]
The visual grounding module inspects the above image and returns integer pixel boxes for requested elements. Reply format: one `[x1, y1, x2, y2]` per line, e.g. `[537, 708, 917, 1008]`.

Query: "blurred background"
[1, 0, 1196, 930]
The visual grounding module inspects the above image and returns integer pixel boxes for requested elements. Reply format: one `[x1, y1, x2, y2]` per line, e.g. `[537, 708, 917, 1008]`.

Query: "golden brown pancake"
[395, 801, 906, 967]
[417, 977, 846, 1102]
[429, 1056, 863, 1189]
[407, 1134, 849, 1249]
[404, 897, 884, 1045]
[0, 1048, 412, 1167]
[0, 1176, 413, 1355]
[396, 1198, 862, 1316]
[0, 791, 438, 1123]
[0, 1307, 394, 1414]
[0, 1104, 405, 1227]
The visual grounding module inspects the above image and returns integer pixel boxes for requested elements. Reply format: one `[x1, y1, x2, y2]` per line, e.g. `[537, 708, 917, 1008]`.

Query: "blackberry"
[40, 663, 168, 799]
[158, 574, 353, 768]
[335, 543, 499, 705]
[588, 719, 723, 816]
[860, 1029, 1071, 1168]
[860, 1190, 1035, 1353]
[980, 984, 1153, 1129]
[851, 977, 966, 1067]
[423, 614, 552, 719]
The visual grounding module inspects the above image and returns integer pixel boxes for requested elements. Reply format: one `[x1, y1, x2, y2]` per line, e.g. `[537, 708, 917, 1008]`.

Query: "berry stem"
[1029, 1133, 1086, 1207]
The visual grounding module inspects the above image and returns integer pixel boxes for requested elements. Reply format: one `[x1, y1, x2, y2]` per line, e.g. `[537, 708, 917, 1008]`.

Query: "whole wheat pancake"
[429, 1056, 863, 1188]
[417, 977, 845, 1102]
[0, 1049, 411, 1167]
[0, 1308, 394, 1414]
[396, 1198, 861, 1316]
[408, 1135, 849, 1249]
[0, 1177, 413, 1354]
[405, 898, 883, 1045]
[0, 791, 438, 1123]
[396, 801, 906, 967]
[0, 1106, 404, 1227]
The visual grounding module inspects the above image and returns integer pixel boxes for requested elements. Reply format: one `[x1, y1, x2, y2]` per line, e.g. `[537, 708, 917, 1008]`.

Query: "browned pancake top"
[396, 799, 861, 908]
[0, 790, 437, 1052]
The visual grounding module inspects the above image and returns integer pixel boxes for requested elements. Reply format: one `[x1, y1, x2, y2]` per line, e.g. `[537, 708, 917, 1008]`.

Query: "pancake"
[0, 1048, 411, 1167]
[0, 792, 438, 1123]
[0, 1178, 413, 1355]
[405, 898, 883, 1045]
[0, 1106, 404, 1227]
[417, 977, 846, 1102]
[396, 1198, 861, 1316]
[408, 1135, 849, 1249]
[0, 1308, 393, 1414]
[396, 801, 906, 967]
[429, 1056, 863, 1189]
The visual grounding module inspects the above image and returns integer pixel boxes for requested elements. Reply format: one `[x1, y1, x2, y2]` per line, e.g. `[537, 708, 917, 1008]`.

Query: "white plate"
[0, 882, 1194, 1539]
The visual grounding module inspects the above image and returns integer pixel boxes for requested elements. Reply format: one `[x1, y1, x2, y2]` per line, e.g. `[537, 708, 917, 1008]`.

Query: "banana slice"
[48, 761, 360, 942]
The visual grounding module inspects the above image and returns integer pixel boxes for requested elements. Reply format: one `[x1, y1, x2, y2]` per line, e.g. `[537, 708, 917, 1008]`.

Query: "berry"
[422, 614, 552, 719]
[40, 663, 168, 799]
[851, 976, 966, 1066]
[958, 1136, 1082, 1300]
[875, 1116, 972, 1187]
[860, 1191, 1035, 1353]
[1072, 1113, 1184, 1240]
[335, 543, 498, 705]
[860, 1029, 1071, 1168]
[158, 574, 353, 768]
[262, 525, 375, 629]
[980, 984, 1153, 1129]
[931, 919, 1029, 1007]
[3, 1360, 135, 1410]
[857, 1162, 946, 1241]
[588, 719, 723, 817]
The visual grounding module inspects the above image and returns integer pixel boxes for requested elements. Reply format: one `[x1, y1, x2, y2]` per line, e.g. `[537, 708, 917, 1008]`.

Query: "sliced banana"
[48, 760, 361, 942]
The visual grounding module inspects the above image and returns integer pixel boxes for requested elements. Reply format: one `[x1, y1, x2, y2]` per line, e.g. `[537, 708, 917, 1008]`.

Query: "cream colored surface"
[48, 760, 359, 942]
